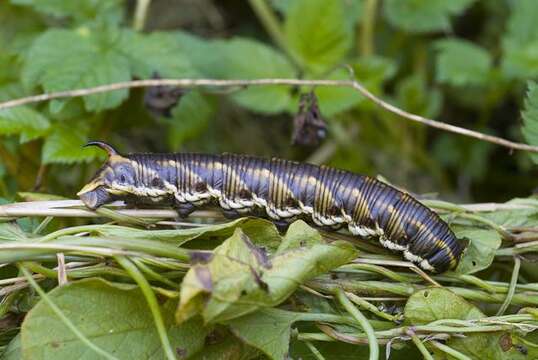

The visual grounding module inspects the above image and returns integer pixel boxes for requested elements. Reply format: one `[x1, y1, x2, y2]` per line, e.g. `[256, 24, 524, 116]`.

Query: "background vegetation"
[2, 0, 538, 359]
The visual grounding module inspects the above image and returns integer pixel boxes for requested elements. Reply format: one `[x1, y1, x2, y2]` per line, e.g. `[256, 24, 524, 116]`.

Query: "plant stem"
[133, 0, 152, 31]
[248, 0, 300, 67]
[409, 332, 434, 360]
[33, 216, 53, 235]
[21, 261, 57, 279]
[335, 288, 379, 360]
[430, 341, 472, 360]
[132, 257, 178, 288]
[346, 291, 399, 322]
[304, 341, 326, 360]
[115, 256, 176, 360]
[19, 265, 118, 360]
[360, 0, 378, 56]
[496, 257, 521, 316]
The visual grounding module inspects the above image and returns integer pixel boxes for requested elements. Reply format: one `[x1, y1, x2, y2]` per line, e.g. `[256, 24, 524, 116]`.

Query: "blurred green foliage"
[1, 0, 538, 202]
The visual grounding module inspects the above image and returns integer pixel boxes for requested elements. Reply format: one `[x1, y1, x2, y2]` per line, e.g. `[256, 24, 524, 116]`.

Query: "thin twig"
[0, 78, 536, 153]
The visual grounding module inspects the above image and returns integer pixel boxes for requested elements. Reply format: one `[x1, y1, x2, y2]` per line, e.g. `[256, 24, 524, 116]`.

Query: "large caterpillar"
[78, 141, 464, 273]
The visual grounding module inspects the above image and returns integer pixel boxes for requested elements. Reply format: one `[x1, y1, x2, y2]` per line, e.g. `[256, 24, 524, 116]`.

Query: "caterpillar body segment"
[78, 142, 464, 273]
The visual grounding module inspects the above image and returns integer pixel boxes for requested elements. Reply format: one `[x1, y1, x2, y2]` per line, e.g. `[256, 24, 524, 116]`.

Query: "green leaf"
[396, 74, 442, 119]
[227, 308, 301, 360]
[0, 2, 45, 53]
[189, 330, 260, 360]
[449, 332, 527, 360]
[313, 69, 362, 117]
[3, 334, 21, 360]
[522, 81, 538, 164]
[290, 339, 372, 360]
[88, 217, 282, 250]
[312, 56, 395, 116]
[454, 227, 501, 274]
[168, 91, 216, 149]
[480, 198, 538, 228]
[176, 222, 357, 324]
[406, 289, 525, 360]
[0, 107, 50, 142]
[404, 288, 484, 325]
[20, 278, 209, 360]
[23, 28, 131, 113]
[119, 31, 198, 79]
[10, 0, 124, 25]
[502, 0, 538, 79]
[435, 39, 493, 87]
[0, 222, 28, 242]
[41, 121, 101, 164]
[273, 0, 363, 29]
[383, 0, 475, 33]
[215, 38, 295, 114]
[285, 0, 352, 74]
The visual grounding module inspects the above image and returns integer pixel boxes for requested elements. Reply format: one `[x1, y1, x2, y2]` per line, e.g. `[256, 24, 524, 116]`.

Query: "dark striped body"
[79, 150, 464, 272]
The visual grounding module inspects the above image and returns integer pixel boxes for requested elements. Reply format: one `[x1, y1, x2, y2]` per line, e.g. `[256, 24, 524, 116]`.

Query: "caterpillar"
[77, 141, 464, 273]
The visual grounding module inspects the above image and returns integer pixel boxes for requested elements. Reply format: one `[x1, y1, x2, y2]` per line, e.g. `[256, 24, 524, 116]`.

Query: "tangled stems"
[335, 288, 379, 360]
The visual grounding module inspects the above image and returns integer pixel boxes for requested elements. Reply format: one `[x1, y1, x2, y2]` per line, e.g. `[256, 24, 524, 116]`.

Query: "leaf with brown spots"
[176, 222, 357, 324]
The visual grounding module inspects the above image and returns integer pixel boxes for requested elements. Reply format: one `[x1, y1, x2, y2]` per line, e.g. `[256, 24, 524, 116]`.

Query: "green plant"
[3, 1, 538, 359]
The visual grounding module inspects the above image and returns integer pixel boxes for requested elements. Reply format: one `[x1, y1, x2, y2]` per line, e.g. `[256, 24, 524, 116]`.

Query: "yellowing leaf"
[176, 222, 357, 324]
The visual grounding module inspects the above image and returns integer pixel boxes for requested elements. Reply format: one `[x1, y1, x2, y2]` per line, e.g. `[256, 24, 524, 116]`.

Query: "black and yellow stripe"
[78, 142, 464, 273]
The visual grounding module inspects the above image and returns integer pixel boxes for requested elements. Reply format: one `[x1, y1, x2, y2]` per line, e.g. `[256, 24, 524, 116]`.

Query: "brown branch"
[0, 78, 536, 152]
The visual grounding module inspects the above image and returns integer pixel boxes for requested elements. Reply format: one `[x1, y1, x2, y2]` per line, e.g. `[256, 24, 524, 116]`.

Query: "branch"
[0, 199, 532, 219]
[0, 77, 536, 153]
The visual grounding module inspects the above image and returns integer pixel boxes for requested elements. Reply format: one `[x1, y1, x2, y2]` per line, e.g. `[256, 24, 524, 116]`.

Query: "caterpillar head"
[77, 141, 136, 209]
